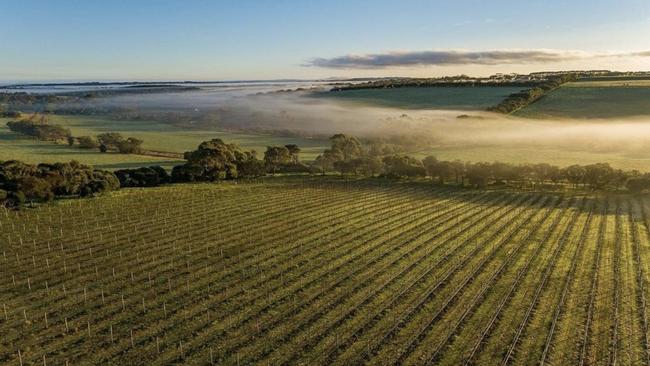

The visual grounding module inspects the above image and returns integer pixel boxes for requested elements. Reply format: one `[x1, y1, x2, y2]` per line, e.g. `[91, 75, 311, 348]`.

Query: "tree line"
[169, 139, 308, 182]
[313, 134, 650, 192]
[0, 160, 119, 207]
[330, 76, 543, 91]
[4, 134, 650, 208]
[487, 73, 578, 114]
[6, 116, 143, 154]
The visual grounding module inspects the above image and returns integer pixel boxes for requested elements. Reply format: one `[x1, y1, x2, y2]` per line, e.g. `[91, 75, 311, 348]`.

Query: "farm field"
[2, 178, 650, 365]
[0, 115, 328, 169]
[0, 118, 180, 170]
[312, 86, 523, 110]
[515, 79, 650, 118]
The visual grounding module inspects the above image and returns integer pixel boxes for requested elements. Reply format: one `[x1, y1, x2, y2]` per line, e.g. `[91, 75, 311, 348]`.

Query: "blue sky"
[1, 0, 649, 81]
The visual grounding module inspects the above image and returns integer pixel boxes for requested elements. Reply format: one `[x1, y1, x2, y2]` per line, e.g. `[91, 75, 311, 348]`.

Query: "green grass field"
[0, 118, 180, 170]
[2, 179, 650, 365]
[313, 86, 523, 110]
[516, 80, 650, 118]
[0, 116, 328, 169]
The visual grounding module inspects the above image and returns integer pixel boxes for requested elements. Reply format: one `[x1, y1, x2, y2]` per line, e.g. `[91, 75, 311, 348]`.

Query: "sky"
[1, 0, 650, 82]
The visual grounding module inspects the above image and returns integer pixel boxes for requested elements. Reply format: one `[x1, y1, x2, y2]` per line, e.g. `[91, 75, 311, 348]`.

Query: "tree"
[77, 136, 99, 149]
[264, 146, 291, 175]
[466, 162, 491, 188]
[171, 164, 204, 182]
[115, 166, 170, 187]
[177, 139, 247, 181]
[627, 177, 650, 193]
[313, 154, 330, 175]
[284, 144, 301, 164]
[7, 120, 71, 142]
[450, 160, 466, 185]
[382, 155, 425, 178]
[0, 160, 119, 207]
[117, 137, 143, 154]
[583, 163, 615, 190]
[237, 151, 266, 178]
[97, 132, 124, 151]
[562, 165, 586, 188]
[353, 156, 383, 177]
[330, 134, 363, 161]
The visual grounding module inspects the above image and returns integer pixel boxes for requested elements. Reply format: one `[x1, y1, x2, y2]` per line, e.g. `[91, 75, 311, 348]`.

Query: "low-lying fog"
[53, 82, 650, 163]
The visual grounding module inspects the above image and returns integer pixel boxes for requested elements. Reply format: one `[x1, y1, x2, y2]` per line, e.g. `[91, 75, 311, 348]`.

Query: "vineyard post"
[179, 340, 184, 359]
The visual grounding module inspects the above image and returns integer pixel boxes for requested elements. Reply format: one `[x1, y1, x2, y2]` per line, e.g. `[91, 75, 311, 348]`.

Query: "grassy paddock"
[1, 179, 649, 365]
[516, 80, 650, 118]
[0, 118, 179, 170]
[312, 86, 523, 110]
[0, 115, 328, 169]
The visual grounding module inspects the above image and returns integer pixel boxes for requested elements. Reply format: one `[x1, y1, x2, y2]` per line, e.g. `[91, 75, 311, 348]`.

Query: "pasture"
[0, 115, 328, 169]
[2, 178, 650, 365]
[515, 80, 650, 118]
[313, 86, 523, 110]
[0, 118, 179, 170]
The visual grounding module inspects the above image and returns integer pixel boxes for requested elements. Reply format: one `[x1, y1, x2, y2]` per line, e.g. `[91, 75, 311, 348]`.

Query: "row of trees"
[5, 134, 650, 207]
[7, 119, 71, 142]
[1, 138, 310, 207]
[313, 134, 649, 192]
[330, 77, 542, 91]
[94, 133, 144, 154]
[421, 159, 634, 191]
[487, 73, 578, 113]
[169, 139, 309, 183]
[6, 117, 144, 154]
[0, 160, 119, 207]
[69, 132, 143, 154]
[68, 132, 143, 154]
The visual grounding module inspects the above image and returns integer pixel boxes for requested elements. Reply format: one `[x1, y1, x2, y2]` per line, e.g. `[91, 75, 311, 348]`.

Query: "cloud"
[306, 49, 650, 69]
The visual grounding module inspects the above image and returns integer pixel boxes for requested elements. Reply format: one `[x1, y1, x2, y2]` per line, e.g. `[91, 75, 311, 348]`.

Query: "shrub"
[117, 137, 144, 154]
[115, 166, 170, 187]
[78, 136, 99, 149]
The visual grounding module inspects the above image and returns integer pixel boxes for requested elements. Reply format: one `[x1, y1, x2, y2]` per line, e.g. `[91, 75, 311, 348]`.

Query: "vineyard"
[2, 179, 650, 365]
